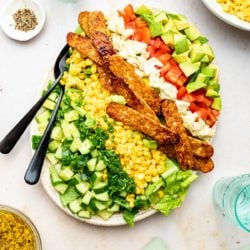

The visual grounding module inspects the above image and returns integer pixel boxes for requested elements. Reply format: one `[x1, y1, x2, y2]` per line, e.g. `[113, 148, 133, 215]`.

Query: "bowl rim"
[201, 0, 250, 31]
[0, 0, 46, 41]
[0, 204, 42, 249]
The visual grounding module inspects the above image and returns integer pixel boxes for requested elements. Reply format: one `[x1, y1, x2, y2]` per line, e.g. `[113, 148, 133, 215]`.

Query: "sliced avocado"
[201, 65, 216, 77]
[174, 34, 189, 54]
[154, 11, 168, 23]
[171, 14, 189, 30]
[172, 51, 190, 64]
[211, 97, 222, 111]
[195, 36, 208, 45]
[135, 5, 152, 15]
[184, 25, 201, 41]
[195, 73, 210, 84]
[161, 31, 175, 48]
[149, 21, 164, 37]
[141, 14, 155, 24]
[201, 55, 210, 63]
[208, 80, 220, 92]
[202, 43, 215, 62]
[190, 47, 205, 63]
[163, 19, 179, 33]
[206, 89, 220, 98]
[186, 81, 207, 93]
[193, 61, 201, 69]
[179, 61, 199, 77]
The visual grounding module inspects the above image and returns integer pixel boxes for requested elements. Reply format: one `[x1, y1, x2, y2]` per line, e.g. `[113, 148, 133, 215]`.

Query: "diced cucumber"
[107, 203, 120, 213]
[48, 92, 58, 102]
[43, 99, 56, 110]
[50, 165, 63, 185]
[81, 191, 93, 205]
[69, 198, 83, 213]
[48, 140, 61, 152]
[61, 121, 80, 140]
[70, 138, 82, 153]
[93, 182, 108, 194]
[78, 210, 91, 219]
[55, 146, 62, 159]
[91, 149, 99, 158]
[54, 183, 69, 194]
[95, 159, 106, 171]
[89, 172, 103, 186]
[84, 113, 96, 128]
[71, 103, 86, 117]
[89, 199, 107, 212]
[36, 110, 50, 123]
[60, 186, 80, 207]
[79, 139, 92, 155]
[87, 157, 97, 172]
[97, 210, 113, 220]
[46, 153, 59, 165]
[64, 110, 79, 122]
[94, 191, 109, 202]
[114, 198, 131, 210]
[59, 167, 74, 181]
[75, 182, 91, 195]
[51, 126, 63, 141]
[67, 174, 82, 186]
[37, 121, 49, 134]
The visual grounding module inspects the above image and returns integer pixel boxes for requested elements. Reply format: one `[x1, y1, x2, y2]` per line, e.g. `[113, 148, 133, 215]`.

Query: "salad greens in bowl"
[31, 4, 220, 226]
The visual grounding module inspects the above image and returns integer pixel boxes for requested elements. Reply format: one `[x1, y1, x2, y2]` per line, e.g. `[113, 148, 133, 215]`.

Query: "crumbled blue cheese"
[105, 11, 215, 142]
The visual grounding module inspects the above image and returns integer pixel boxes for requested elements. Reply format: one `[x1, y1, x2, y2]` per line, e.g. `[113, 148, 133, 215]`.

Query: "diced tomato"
[138, 27, 151, 44]
[164, 66, 183, 84]
[177, 86, 187, 99]
[182, 93, 195, 103]
[147, 45, 155, 57]
[196, 108, 209, 121]
[135, 18, 147, 28]
[160, 62, 171, 75]
[131, 32, 141, 42]
[169, 58, 178, 67]
[124, 4, 136, 21]
[159, 43, 172, 54]
[189, 102, 200, 113]
[194, 94, 213, 107]
[176, 74, 188, 86]
[156, 53, 171, 64]
[151, 38, 162, 49]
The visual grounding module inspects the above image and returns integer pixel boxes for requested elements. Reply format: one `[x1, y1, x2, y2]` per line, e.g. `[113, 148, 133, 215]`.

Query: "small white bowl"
[201, 0, 250, 31]
[0, 0, 46, 41]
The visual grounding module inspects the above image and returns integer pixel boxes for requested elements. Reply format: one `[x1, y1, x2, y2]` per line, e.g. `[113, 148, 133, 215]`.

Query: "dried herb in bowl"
[13, 8, 38, 32]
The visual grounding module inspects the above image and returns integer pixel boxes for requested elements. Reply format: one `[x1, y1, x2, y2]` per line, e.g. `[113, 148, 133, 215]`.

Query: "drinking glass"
[213, 174, 250, 233]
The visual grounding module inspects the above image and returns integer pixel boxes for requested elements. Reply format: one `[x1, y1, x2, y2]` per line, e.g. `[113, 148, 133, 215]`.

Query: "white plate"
[31, 63, 157, 226]
[0, 0, 46, 41]
[201, 0, 250, 31]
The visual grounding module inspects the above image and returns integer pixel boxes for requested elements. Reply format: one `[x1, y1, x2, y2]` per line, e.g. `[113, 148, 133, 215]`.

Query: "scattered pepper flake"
[13, 8, 38, 32]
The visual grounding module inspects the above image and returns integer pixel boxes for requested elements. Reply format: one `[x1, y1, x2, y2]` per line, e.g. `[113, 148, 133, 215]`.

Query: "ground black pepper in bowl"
[13, 8, 38, 32]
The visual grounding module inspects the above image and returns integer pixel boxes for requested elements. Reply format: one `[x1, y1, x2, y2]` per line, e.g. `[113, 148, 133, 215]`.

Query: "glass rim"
[0, 204, 42, 249]
[234, 185, 250, 233]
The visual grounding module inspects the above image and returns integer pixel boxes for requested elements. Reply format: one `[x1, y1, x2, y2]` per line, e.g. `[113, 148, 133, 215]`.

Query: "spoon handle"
[0, 75, 61, 154]
[24, 86, 64, 185]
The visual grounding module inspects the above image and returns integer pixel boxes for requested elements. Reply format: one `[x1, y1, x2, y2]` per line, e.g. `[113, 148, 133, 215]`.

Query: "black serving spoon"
[0, 45, 69, 154]
[24, 45, 69, 185]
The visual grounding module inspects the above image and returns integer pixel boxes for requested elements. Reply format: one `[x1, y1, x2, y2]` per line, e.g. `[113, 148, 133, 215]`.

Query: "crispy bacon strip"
[78, 11, 107, 37]
[78, 11, 90, 36]
[66, 32, 102, 65]
[109, 55, 162, 115]
[189, 137, 214, 158]
[106, 102, 179, 145]
[162, 100, 194, 170]
[92, 31, 158, 121]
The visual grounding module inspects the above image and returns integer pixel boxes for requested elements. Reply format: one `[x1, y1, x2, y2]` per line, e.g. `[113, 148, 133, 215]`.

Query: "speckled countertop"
[0, 0, 250, 249]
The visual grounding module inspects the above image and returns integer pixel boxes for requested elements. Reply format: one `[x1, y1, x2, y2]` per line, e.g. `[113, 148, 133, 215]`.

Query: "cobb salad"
[32, 4, 221, 226]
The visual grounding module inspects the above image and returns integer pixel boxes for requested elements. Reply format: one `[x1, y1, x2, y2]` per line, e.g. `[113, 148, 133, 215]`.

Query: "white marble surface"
[0, 0, 250, 249]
